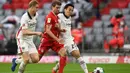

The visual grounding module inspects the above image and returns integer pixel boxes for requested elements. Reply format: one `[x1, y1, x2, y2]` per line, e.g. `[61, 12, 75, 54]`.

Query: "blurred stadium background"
[0, 0, 130, 73]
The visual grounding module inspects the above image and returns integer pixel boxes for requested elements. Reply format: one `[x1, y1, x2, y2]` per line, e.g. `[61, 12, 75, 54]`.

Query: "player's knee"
[60, 52, 66, 57]
[59, 48, 66, 57]
[74, 53, 80, 59]
[71, 51, 80, 59]
[32, 57, 39, 63]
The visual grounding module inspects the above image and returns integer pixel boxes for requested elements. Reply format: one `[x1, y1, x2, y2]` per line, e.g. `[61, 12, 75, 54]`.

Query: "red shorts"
[38, 38, 64, 55]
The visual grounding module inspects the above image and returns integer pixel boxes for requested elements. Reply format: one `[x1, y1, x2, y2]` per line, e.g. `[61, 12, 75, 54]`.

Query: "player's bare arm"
[45, 24, 64, 44]
[22, 29, 42, 36]
[45, 24, 59, 41]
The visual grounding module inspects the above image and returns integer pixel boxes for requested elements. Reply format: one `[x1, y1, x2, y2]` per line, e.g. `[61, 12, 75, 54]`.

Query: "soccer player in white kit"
[11, 0, 42, 73]
[52, 4, 89, 73]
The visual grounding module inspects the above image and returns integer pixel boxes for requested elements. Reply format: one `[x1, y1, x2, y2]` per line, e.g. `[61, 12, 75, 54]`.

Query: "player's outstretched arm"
[45, 24, 60, 42]
[22, 29, 42, 36]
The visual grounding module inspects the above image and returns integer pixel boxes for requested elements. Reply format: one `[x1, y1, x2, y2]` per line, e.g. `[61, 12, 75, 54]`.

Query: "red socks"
[58, 56, 67, 73]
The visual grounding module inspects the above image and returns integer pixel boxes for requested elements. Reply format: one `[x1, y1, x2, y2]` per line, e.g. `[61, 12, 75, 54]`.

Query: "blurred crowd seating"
[83, 0, 130, 54]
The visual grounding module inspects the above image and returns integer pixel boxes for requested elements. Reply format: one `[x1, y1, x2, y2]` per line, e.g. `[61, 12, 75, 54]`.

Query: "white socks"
[53, 62, 59, 71]
[53, 57, 88, 73]
[15, 58, 22, 64]
[77, 57, 88, 73]
[18, 61, 26, 73]
[15, 57, 32, 64]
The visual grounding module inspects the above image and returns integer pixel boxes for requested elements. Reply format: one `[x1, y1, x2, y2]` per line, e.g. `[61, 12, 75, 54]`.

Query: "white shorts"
[65, 43, 79, 54]
[17, 39, 38, 54]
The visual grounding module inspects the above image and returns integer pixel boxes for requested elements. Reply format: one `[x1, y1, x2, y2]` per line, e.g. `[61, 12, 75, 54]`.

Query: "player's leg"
[11, 42, 37, 71]
[11, 53, 39, 72]
[52, 43, 89, 73]
[11, 55, 22, 71]
[58, 48, 67, 73]
[52, 62, 60, 73]
[71, 50, 88, 73]
[38, 43, 49, 60]
[18, 52, 29, 73]
[15, 55, 23, 63]
[28, 43, 39, 63]
[11, 54, 35, 72]
[18, 42, 39, 73]
[15, 42, 40, 64]
[11, 41, 23, 72]
[70, 44, 88, 73]
[11, 54, 35, 71]
[52, 43, 67, 73]
[38, 38, 50, 60]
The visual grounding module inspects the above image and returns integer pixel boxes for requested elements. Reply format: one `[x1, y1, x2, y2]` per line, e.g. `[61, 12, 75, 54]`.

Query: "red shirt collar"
[50, 11, 57, 17]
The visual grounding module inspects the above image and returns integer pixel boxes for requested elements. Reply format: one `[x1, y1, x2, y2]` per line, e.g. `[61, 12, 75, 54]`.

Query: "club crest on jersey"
[47, 18, 51, 23]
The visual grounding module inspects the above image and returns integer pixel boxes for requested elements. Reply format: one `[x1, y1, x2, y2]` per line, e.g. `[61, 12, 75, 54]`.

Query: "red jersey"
[43, 11, 60, 41]
[112, 26, 128, 37]
[110, 16, 124, 27]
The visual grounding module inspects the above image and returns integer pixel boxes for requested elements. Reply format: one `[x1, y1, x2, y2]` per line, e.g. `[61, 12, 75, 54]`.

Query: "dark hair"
[64, 3, 74, 9]
[51, 1, 61, 7]
[115, 12, 123, 18]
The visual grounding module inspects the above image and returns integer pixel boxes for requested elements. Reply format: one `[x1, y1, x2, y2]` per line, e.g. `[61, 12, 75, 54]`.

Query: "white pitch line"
[0, 67, 130, 73]
[0, 69, 82, 73]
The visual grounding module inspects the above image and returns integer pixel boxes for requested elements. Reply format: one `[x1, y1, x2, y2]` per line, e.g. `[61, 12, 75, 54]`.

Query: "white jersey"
[58, 13, 74, 46]
[16, 12, 38, 41]
[16, 12, 38, 54]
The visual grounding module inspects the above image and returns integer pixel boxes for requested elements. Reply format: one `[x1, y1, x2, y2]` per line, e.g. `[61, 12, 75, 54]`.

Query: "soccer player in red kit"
[38, 1, 66, 73]
[104, 12, 128, 53]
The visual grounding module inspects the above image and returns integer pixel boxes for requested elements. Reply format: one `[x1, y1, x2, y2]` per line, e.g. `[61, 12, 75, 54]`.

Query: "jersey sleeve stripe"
[16, 27, 22, 38]
[17, 39, 22, 53]
[16, 24, 25, 38]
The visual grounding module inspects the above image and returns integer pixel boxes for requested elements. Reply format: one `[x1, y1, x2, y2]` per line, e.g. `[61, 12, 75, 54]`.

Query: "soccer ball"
[93, 67, 104, 73]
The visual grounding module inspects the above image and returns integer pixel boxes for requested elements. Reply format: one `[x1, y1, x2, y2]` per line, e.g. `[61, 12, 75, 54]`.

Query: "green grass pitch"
[0, 63, 130, 73]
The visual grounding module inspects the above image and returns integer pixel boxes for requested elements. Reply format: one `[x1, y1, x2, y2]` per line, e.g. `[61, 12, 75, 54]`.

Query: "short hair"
[115, 12, 123, 18]
[29, 0, 39, 8]
[64, 4, 74, 9]
[51, 1, 61, 7]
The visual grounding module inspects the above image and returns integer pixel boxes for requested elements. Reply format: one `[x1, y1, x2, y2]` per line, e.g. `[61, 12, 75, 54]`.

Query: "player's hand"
[55, 23, 60, 28]
[57, 39, 64, 44]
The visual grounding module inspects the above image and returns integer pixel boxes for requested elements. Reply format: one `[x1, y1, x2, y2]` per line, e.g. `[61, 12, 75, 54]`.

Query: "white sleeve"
[20, 16, 28, 29]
